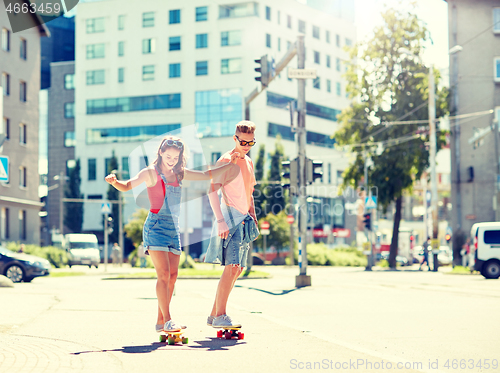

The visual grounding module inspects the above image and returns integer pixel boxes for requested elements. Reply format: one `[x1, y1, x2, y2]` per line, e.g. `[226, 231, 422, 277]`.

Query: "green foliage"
[106, 150, 120, 243]
[124, 209, 148, 247]
[253, 144, 267, 219]
[293, 243, 367, 267]
[255, 211, 290, 255]
[6, 243, 68, 268]
[266, 139, 286, 214]
[127, 249, 195, 269]
[64, 159, 83, 233]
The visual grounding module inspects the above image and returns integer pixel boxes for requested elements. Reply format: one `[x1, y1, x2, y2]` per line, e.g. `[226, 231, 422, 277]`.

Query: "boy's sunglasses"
[162, 139, 183, 149]
[235, 135, 256, 147]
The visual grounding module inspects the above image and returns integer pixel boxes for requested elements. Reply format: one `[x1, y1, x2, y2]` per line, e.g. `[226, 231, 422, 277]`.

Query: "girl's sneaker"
[155, 324, 164, 333]
[207, 315, 215, 326]
[164, 320, 182, 332]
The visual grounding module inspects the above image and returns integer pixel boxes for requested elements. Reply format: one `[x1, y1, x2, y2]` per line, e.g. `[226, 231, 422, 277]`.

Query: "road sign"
[260, 229, 270, 235]
[287, 215, 295, 224]
[288, 68, 317, 79]
[260, 221, 270, 230]
[365, 196, 377, 210]
[101, 203, 111, 214]
[0, 156, 8, 182]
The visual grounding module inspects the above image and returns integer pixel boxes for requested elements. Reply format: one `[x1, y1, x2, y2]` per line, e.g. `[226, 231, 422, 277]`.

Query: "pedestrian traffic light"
[445, 233, 451, 243]
[107, 216, 114, 234]
[281, 158, 299, 195]
[363, 213, 371, 231]
[254, 54, 269, 88]
[306, 158, 323, 184]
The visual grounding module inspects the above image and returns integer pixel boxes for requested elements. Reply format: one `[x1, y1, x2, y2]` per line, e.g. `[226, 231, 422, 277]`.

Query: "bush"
[6, 243, 68, 268]
[293, 243, 367, 267]
[128, 248, 195, 269]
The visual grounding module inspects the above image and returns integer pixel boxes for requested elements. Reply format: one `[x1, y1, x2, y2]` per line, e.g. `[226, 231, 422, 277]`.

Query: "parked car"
[377, 252, 409, 266]
[0, 246, 51, 283]
[471, 222, 500, 279]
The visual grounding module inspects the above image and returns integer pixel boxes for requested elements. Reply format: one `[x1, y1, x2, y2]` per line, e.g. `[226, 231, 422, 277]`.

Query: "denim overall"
[142, 167, 182, 255]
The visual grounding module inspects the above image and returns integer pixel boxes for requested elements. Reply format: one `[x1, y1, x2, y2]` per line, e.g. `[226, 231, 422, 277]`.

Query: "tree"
[255, 211, 290, 257]
[266, 139, 286, 214]
[106, 151, 120, 243]
[335, 5, 449, 268]
[253, 144, 267, 220]
[64, 159, 83, 233]
[124, 208, 148, 247]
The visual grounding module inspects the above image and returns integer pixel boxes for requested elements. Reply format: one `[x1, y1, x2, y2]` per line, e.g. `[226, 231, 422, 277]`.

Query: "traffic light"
[254, 55, 269, 87]
[281, 158, 299, 195]
[363, 213, 371, 231]
[107, 216, 114, 234]
[306, 158, 323, 184]
[445, 233, 451, 243]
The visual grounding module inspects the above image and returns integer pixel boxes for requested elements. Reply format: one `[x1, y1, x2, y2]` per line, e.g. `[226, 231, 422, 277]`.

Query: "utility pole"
[295, 34, 310, 288]
[429, 65, 440, 272]
[364, 152, 373, 271]
[59, 171, 65, 235]
[104, 212, 109, 271]
[118, 193, 123, 266]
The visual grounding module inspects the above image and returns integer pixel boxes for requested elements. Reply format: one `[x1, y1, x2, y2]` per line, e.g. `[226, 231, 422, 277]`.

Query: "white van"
[470, 222, 500, 279]
[64, 234, 100, 268]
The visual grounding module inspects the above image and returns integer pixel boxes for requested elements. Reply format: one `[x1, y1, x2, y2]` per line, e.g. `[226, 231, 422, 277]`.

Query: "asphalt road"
[1, 265, 499, 373]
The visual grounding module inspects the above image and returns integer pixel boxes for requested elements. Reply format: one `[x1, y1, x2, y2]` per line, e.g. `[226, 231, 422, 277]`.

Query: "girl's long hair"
[153, 136, 187, 181]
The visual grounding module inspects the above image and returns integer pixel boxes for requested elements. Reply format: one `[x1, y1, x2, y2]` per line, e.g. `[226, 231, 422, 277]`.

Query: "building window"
[118, 68, 124, 83]
[19, 210, 26, 241]
[196, 6, 208, 21]
[20, 38, 27, 60]
[169, 36, 181, 51]
[326, 30, 330, 43]
[86, 93, 181, 114]
[221, 58, 242, 74]
[86, 43, 105, 59]
[268, 122, 294, 141]
[345, 38, 352, 46]
[313, 26, 320, 39]
[287, 15, 292, 28]
[3, 118, 9, 140]
[86, 18, 105, 33]
[278, 37, 281, 52]
[221, 30, 241, 46]
[139, 156, 149, 170]
[122, 157, 130, 179]
[196, 33, 208, 48]
[195, 89, 242, 137]
[336, 57, 341, 72]
[267, 91, 340, 122]
[265, 6, 271, 20]
[196, 61, 208, 76]
[86, 70, 105, 85]
[86, 124, 181, 145]
[313, 77, 320, 89]
[88, 159, 96, 181]
[118, 41, 125, 56]
[19, 123, 26, 144]
[1, 28, 10, 51]
[328, 163, 332, 184]
[142, 38, 155, 54]
[314, 51, 320, 64]
[2, 73, 10, 96]
[64, 131, 76, 147]
[494, 8, 500, 33]
[326, 55, 331, 68]
[19, 81, 27, 102]
[142, 12, 155, 27]
[118, 15, 125, 30]
[0, 208, 9, 240]
[336, 82, 341, 96]
[211, 152, 221, 163]
[266, 33, 271, 48]
[143, 65, 155, 81]
[169, 9, 181, 24]
[306, 131, 335, 148]
[19, 166, 27, 188]
[219, 2, 258, 18]
[336, 34, 340, 47]
[64, 74, 75, 89]
[64, 102, 75, 118]
[298, 19, 306, 34]
[169, 63, 181, 78]
[326, 79, 331, 93]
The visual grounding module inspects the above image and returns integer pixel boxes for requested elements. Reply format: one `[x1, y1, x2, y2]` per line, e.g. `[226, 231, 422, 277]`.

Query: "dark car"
[0, 246, 51, 283]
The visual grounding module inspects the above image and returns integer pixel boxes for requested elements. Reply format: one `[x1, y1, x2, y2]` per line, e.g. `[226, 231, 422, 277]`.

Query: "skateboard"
[215, 326, 244, 340]
[159, 330, 188, 345]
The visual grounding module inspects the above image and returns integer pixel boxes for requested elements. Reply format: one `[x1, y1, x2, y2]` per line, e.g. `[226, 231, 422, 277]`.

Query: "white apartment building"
[74, 0, 356, 254]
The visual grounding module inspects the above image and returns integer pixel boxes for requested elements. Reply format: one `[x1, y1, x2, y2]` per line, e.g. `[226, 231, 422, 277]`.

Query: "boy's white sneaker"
[212, 314, 241, 328]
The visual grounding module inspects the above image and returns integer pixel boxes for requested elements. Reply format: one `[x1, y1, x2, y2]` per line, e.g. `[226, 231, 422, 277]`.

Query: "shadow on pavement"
[188, 338, 246, 351]
[234, 284, 301, 296]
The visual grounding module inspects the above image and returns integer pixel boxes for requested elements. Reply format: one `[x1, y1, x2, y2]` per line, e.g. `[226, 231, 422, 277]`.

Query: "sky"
[354, 0, 449, 71]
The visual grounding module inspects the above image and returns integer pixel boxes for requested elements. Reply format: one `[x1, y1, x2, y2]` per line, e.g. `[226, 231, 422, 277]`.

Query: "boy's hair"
[235, 120, 256, 135]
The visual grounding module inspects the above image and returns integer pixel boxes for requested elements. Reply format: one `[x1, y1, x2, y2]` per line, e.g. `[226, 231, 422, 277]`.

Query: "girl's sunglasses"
[162, 139, 183, 149]
[235, 135, 256, 147]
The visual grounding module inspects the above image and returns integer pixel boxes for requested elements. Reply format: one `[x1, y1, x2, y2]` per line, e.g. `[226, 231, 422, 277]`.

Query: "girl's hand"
[105, 174, 117, 185]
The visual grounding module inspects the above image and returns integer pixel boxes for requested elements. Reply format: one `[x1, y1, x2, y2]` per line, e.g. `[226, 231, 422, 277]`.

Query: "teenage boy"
[204, 121, 259, 328]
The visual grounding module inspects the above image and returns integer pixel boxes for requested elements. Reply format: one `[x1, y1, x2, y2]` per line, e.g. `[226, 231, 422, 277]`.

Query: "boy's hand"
[218, 220, 230, 239]
[105, 174, 117, 185]
[229, 150, 240, 164]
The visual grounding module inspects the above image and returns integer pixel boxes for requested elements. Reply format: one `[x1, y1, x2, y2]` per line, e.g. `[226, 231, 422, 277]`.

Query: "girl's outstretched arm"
[183, 151, 239, 182]
[105, 167, 157, 191]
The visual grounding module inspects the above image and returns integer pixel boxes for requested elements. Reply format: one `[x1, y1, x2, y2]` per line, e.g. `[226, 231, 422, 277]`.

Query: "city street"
[1, 266, 499, 373]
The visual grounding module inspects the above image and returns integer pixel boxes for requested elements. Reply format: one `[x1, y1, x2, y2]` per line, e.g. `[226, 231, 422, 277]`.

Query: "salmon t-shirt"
[216, 151, 256, 214]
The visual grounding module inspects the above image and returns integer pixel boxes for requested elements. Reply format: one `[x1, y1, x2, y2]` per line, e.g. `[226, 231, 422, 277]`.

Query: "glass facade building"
[195, 89, 242, 137]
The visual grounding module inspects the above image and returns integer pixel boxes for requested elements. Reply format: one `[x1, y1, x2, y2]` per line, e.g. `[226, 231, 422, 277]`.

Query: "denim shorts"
[143, 212, 181, 256]
[222, 223, 250, 266]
